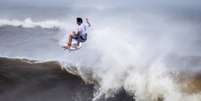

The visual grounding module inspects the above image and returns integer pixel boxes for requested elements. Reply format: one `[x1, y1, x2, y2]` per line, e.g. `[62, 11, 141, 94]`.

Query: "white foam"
[0, 18, 66, 29]
[59, 14, 201, 101]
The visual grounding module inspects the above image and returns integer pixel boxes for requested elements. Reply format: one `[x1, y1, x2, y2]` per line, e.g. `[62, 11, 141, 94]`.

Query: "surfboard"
[62, 39, 82, 51]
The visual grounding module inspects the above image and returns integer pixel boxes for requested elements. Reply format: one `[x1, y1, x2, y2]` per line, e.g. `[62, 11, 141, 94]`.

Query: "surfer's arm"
[86, 18, 91, 27]
[76, 27, 81, 35]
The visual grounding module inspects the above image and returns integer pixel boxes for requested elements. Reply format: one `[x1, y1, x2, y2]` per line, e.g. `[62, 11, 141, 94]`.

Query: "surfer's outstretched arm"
[86, 18, 91, 27]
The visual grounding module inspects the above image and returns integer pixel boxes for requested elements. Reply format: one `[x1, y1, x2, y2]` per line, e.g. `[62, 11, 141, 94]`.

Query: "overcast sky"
[1, 0, 201, 9]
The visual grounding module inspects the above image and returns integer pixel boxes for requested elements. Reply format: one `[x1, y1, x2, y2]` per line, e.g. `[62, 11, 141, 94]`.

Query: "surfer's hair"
[76, 17, 83, 23]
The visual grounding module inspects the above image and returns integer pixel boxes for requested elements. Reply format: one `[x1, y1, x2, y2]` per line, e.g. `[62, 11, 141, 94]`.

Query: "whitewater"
[0, 0, 201, 101]
[0, 18, 66, 29]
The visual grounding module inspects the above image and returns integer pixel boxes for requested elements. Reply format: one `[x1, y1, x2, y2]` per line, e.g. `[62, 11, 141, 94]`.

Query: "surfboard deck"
[62, 43, 82, 51]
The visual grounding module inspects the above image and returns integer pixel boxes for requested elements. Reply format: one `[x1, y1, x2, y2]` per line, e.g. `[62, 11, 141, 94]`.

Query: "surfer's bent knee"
[69, 31, 75, 36]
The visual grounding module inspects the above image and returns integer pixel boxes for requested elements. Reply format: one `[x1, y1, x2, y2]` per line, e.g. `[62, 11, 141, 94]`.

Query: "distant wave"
[0, 18, 66, 29]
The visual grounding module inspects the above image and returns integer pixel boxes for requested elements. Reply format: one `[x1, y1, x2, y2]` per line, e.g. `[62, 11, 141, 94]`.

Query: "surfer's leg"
[68, 32, 73, 45]
[76, 41, 80, 48]
[64, 32, 74, 48]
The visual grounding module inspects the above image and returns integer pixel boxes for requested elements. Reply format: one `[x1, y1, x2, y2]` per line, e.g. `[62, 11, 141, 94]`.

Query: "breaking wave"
[0, 18, 66, 29]
[0, 15, 201, 101]
[0, 57, 133, 101]
[0, 6, 201, 101]
[0, 56, 201, 101]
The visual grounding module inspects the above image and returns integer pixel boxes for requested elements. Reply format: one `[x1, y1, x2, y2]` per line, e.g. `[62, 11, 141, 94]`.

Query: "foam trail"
[0, 18, 66, 29]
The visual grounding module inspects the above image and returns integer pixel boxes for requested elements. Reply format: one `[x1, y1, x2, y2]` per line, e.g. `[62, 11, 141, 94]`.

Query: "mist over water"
[0, 0, 201, 101]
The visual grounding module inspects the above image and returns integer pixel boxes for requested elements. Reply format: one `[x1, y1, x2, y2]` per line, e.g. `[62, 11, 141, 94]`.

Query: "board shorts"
[72, 33, 87, 42]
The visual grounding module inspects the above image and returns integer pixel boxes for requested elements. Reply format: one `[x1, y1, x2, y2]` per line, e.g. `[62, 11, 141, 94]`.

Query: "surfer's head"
[76, 17, 83, 25]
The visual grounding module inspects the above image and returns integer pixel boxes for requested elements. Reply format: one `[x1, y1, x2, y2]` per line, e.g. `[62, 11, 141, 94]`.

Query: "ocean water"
[0, 0, 201, 101]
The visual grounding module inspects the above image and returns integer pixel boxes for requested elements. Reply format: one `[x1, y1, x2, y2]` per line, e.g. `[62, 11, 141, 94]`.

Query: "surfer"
[63, 17, 91, 49]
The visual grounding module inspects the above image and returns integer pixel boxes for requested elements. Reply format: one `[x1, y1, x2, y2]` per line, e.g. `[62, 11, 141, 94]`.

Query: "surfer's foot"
[76, 43, 81, 48]
[76, 45, 81, 48]
[63, 45, 68, 49]
[67, 43, 71, 48]
[63, 43, 71, 49]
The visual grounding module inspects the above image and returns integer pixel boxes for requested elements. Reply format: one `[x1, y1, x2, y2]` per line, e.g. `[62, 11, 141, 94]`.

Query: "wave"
[0, 18, 66, 29]
[61, 55, 201, 101]
[1, 57, 201, 101]
[0, 57, 134, 101]
[0, 13, 201, 101]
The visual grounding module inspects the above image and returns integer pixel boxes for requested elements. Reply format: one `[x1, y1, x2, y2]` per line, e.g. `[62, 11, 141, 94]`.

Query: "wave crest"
[0, 18, 66, 29]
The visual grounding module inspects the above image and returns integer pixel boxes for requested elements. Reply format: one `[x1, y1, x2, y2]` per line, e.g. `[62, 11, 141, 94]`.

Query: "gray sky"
[1, 0, 201, 9]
